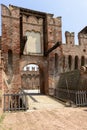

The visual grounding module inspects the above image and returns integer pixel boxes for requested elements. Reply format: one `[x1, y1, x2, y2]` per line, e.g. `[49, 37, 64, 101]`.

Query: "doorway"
[21, 64, 40, 94]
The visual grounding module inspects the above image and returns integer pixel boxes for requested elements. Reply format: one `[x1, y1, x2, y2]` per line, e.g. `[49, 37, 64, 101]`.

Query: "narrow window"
[8, 49, 13, 70]
[62, 55, 65, 72]
[74, 56, 78, 69]
[55, 53, 58, 73]
[81, 56, 85, 66]
[68, 55, 72, 70]
[86, 58, 87, 64]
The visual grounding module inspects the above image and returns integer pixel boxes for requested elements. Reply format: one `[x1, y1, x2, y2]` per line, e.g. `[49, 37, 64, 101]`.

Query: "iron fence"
[49, 88, 87, 106]
[76, 91, 87, 106]
[3, 93, 28, 112]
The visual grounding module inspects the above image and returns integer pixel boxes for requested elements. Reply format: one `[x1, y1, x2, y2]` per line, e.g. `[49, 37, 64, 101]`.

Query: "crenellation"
[9, 5, 20, 18]
[78, 33, 87, 45]
[65, 31, 75, 45]
[1, 4, 11, 16]
[54, 17, 62, 27]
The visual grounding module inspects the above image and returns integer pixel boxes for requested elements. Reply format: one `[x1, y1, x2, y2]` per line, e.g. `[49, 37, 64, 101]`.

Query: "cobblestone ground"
[0, 95, 87, 130]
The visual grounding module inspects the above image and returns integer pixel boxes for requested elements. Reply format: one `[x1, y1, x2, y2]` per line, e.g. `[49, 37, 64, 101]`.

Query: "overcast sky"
[0, 0, 87, 43]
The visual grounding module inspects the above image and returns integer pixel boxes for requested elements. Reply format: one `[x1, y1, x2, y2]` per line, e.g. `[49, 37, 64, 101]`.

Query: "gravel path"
[1, 95, 87, 130]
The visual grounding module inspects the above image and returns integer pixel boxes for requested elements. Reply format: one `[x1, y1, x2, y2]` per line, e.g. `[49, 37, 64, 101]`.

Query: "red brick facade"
[1, 4, 87, 96]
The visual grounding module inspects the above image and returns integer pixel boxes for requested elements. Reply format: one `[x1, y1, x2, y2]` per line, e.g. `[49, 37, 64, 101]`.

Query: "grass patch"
[0, 90, 2, 107]
[0, 114, 5, 124]
[9, 128, 12, 130]
[0, 114, 5, 130]
[0, 114, 12, 130]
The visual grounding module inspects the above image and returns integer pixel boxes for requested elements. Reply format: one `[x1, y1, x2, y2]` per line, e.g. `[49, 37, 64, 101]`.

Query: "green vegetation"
[0, 90, 2, 107]
[0, 114, 5, 130]
[0, 114, 5, 124]
[0, 114, 12, 130]
[9, 128, 12, 130]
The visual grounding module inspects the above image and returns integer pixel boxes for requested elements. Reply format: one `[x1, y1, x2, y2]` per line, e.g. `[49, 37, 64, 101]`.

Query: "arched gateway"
[20, 62, 48, 94]
[1, 4, 87, 111]
[1, 4, 62, 96]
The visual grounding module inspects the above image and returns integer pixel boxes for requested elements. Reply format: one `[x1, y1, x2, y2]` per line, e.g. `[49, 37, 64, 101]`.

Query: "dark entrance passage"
[21, 64, 41, 94]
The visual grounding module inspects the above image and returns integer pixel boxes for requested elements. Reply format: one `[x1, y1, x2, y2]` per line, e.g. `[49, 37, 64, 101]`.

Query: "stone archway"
[20, 59, 48, 95]
[21, 64, 40, 93]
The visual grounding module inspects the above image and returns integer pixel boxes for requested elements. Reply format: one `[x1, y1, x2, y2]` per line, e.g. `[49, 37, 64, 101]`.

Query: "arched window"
[81, 56, 85, 66]
[68, 55, 72, 70]
[74, 56, 78, 69]
[62, 55, 65, 72]
[8, 49, 13, 70]
[86, 58, 87, 65]
[55, 53, 58, 73]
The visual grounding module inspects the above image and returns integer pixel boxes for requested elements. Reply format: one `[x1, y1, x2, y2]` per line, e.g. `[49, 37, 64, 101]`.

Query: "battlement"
[65, 26, 87, 46]
[65, 31, 75, 45]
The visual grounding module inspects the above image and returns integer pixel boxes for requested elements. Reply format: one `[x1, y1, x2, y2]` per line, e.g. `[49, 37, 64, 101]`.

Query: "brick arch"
[74, 55, 79, 69]
[23, 63, 39, 71]
[20, 60, 48, 94]
[81, 56, 85, 66]
[68, 55, 72, 70]
[20, 61, 41, 71]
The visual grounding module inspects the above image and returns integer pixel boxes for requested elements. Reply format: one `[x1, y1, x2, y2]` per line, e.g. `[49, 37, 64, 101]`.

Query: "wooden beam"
[45, 41, 61, 56]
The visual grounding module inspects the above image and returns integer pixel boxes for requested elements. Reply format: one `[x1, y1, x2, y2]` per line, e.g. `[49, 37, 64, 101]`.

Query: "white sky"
[24, 64, 38, 71]
[0, 0, 87, 44]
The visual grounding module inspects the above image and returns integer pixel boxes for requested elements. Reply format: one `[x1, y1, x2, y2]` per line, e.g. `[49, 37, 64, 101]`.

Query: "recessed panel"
[23, 31, 41, 55]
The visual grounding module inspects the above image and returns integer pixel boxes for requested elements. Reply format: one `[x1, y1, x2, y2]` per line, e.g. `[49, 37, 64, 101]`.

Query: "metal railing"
[54, 88, 76, 103]
[49, 88, 87, 106]
[76, 91, 87, 106]
[3, 93, 28, 112]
